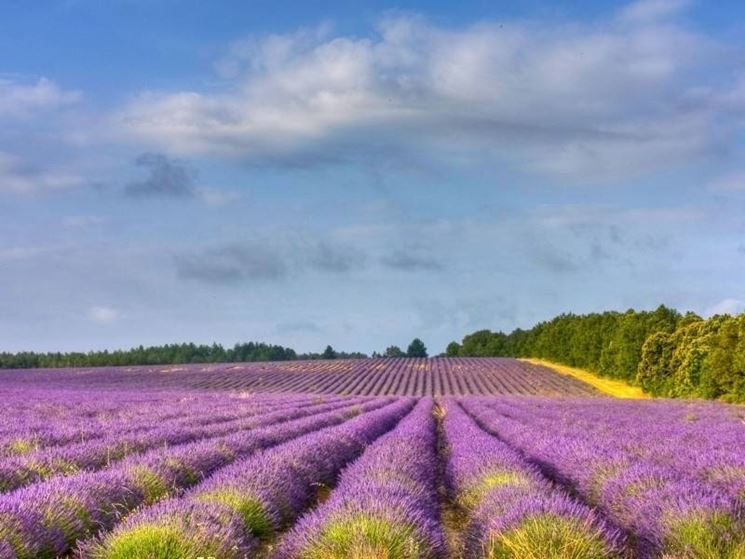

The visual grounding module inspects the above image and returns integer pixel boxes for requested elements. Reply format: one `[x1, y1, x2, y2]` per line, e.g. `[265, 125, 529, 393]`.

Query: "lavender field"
[1, 359, 744, 558]
[0, 358, 597, 396]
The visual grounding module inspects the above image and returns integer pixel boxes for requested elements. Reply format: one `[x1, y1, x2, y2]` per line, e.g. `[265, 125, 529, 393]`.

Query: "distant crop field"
[2, 361, 744, 558]
[0, 357, 599, 397]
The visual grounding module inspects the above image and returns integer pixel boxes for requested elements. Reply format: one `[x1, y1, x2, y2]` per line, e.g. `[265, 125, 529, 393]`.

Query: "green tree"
[322, 345, 337, 359]
[384, 345, 405, 358]
[599, 306, 681, 381]
[445, 341, 461, 356]
[460, 330, 497, 356]
[406, 338, 428, 358]
[637, 331, 675, 395]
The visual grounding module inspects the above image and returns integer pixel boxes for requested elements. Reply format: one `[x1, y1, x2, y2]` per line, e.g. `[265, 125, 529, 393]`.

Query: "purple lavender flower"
[0, 394, 357, 492]
[81, 399, 415, 558]
[461, 396, 745, 557]
[76, 500, 255, 559]
[442, 400, 622, 558]
[0, 398, 390, 559]
[276, 398, 445, 559]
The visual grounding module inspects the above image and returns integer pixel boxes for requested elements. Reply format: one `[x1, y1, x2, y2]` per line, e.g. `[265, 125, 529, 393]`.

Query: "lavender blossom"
[276, 398, 445, 559]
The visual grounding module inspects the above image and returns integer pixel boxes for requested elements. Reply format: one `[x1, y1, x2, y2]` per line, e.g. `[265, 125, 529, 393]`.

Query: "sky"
[1, 0, 745, 355]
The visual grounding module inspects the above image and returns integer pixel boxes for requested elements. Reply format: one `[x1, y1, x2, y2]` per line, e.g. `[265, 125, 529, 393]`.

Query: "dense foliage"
[406, 338, 428, 358]
[371, 340, 429, 358]
[450, 306, 745, 402]
[0, 341, 299, 369]
[321, 345, 338, 359]
[0, 342, 373, 369]
[637, 313, 745, 402]
[382, 345, 406, 357]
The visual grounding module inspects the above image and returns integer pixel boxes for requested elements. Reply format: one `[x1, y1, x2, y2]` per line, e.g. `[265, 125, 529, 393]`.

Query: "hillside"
[0, 357, 599, 397]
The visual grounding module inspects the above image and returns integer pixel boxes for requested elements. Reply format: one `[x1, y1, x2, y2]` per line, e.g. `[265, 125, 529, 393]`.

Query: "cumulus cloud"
[125, 153, 196, 198]
[527, 240, 580, 273]
[123, 152, 242, 204]
[0, 77, 81, 118]
[176, 244, 288, 283]
[708, 172, 745, 193]
[63, 215, 105, 229]
[194, 187, 241, 207]
[175, 239, 365, 285]
[618, 0, 692, 23]
[0, 246, 45, 264]
[275, 320, 323, 334]
[530, 203, 705, 229]
[516, 203, 689, 274]
[87, 305, 121, 324]
[381, 249, 443, 271]
[113, 2, 741, 181]
[0, 151, 83, 193]
[0, 79, 90, 196]
[706, 298, 745, 316]
[306, 241, 365, 273]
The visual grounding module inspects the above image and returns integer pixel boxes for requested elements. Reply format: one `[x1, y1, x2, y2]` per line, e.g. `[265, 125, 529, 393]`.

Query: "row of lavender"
[0, 358, 599, 396]
[0, 395, 392, 558]
[442, 400, 623, 558]
[4, 391, 745, 557]
[462, 397, 745, 558]
[69, 398, 628, 559]
[0, 388, 331, 454]
[275, 397, 745, 559]
[70, 398, 440, 559]
[191, 358, 594, 397]
[1, 395, 559, 559]
[0, 392, 353, 492]
[83, 398, 420, 557]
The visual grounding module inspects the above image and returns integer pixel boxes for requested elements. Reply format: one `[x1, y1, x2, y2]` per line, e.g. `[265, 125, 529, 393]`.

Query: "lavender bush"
[80, 399, 415, 558]
[0, 398, 391, 559]
[276, 398, 445, 559]
[462, 397, 745, 558]
[441, 399, 623, 558]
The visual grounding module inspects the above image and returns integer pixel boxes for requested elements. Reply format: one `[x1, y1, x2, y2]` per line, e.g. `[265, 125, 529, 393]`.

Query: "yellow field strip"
[520, 358, 650, 399]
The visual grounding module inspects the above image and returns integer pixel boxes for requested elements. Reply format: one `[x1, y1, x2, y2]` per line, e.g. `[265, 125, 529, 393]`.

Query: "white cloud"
[114, 4, 731, 182]
[708, 172, 745, 193]
[0, 246, 45, 264]
[0, 152, 83, 193]
[87, 306, 121, 324]
[0, 77, 81, 118]
[706, 298, 745, 316]
[195, 187, 242, 207]
[63, 216, 105, 228]
[528, 112, 717, 181]
[618, 0, 692, 23]
[528, 203, 705, 229]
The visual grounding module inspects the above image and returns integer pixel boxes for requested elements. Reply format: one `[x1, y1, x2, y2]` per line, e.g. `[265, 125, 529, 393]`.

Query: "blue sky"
[1, 0, 745, 355]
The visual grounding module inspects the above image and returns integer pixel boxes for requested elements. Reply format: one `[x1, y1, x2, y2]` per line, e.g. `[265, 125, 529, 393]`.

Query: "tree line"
[323, 338, 428, 359]
[0, 342, 299, 369]
[447, 305, 745, 403]
[372, 338, 428, 358]
[0, 338, 430, 369]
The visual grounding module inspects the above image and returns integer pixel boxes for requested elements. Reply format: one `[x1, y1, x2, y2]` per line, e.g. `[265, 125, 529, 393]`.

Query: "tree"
[460, 330, 495, 357]
[384, 345, 405, 358]
[322, 345, 337, 360]
[445, 341, 461, 356]
[636, 331, 675, 395]
[406, 338, 428, 358]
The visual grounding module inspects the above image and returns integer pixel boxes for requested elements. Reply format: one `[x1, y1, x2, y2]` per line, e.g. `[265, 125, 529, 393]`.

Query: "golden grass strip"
[520, 358, 650, 399]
